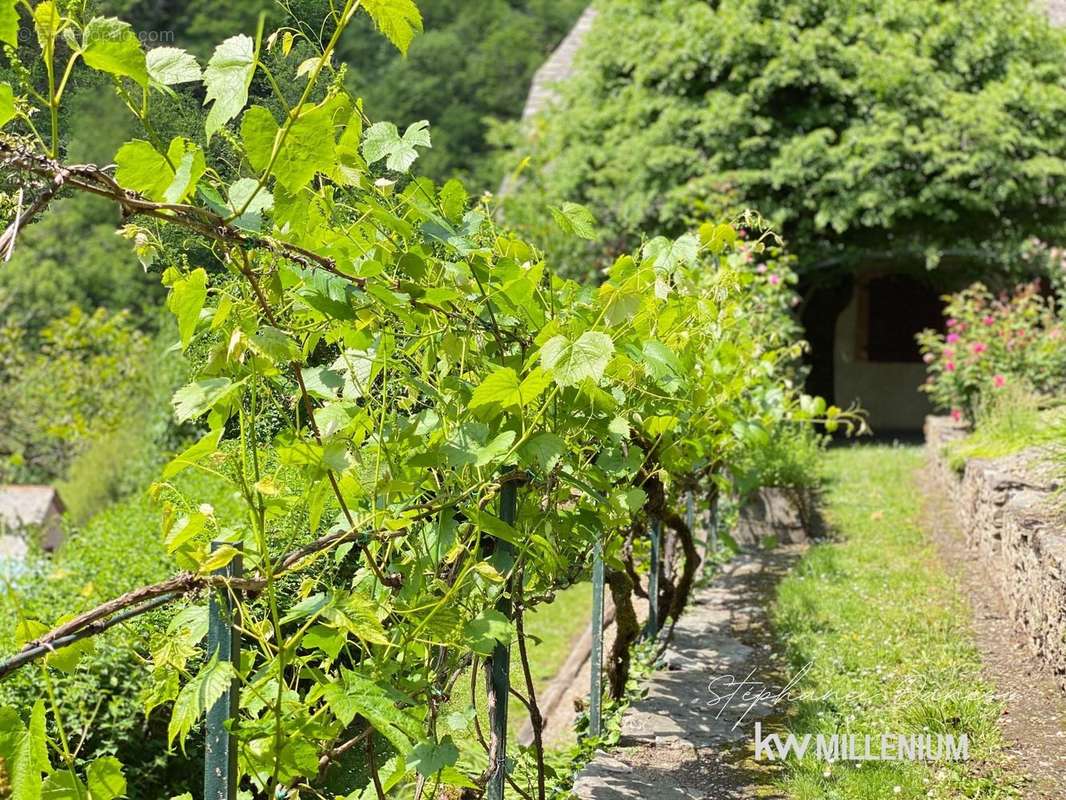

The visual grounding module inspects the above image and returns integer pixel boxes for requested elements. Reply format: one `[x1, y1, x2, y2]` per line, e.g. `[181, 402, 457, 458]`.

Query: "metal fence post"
[708, 491, 719, 557]
[204, 542, 241, 800]
[645, 518, 661, 639]
[486, 479, 517, 800]
[589, 539, 605, 737]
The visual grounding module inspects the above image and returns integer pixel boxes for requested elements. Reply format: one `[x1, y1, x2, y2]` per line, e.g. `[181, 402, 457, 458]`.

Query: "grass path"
[771, 445, 1023, 799]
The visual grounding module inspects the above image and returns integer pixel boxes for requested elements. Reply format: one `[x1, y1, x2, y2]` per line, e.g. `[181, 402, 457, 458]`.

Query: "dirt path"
[921, 466, 1066, 799]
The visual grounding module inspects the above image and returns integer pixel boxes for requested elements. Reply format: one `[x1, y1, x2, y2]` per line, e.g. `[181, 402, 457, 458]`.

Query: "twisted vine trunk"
[664, 508, 700, 622]
[605, 568, 640, 699]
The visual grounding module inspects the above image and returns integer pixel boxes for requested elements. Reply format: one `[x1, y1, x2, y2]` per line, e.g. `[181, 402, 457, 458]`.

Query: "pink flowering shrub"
[917, 280, 1066, 421]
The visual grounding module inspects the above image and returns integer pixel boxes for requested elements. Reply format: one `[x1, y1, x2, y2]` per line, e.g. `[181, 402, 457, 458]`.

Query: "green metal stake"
[486, 479, 517, 800]
[204, 542, 241, 800]
[589, 539, 605, 737]
[645, 518, 661, 640]
[709, 492, 719, 556]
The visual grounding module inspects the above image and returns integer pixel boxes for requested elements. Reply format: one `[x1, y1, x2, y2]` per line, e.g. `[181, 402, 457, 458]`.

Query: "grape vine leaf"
[362, 120, 431, 172]
[272, 102, 337, 191]
[147, 47, 201, 87]
[361, 0, 423, 55]
[518, 432, 565, 472]
[643, 233, 700, 271]
[168, 656, 237, 749]
[462, 610, 512, 656]
[469, 367, 548, 419]
[167, 268, 208, 349]
[162, 426, 223, 479]
[0, 701, 50, 800]
[86, 757, 127, 800]
[0, 0, 16, 47]
[540, 331, 615, 387]
[321, 670, 422, 755]
[203, 35, 256, 142]
[0, 83, 13, 128]
[114, 138, 205, 203]
[226, 177, 273, 231]
[172, 377, 237, 422]
[549, 201, 597, 240]
[81, 17, 148, 87]
[408, 735, 459, 778]
[241, 106, 278, 171]
[32, 3, 58, 50]
[40, 771, 87, 798]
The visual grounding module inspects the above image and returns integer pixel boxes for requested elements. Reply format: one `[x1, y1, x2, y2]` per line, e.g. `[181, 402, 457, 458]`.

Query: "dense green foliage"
[0, 308, 154, 484]
[0, 1, 844, 798]
[503, 0, 1066, 281]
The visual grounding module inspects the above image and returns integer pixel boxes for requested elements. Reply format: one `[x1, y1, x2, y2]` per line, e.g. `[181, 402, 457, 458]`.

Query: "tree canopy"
[503, 0, 1066, 282]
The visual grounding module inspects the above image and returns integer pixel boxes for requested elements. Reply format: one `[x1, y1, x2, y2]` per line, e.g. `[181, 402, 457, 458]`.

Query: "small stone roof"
[0, 486, 64, 531]
[1049, 0, 1066, 26]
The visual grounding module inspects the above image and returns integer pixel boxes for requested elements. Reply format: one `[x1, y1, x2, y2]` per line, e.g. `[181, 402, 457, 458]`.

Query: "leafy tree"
[503, 0, 1066, 282]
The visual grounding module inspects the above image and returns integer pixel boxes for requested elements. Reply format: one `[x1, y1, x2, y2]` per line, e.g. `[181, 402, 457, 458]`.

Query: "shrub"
[0, 307, 157, 484]
[916, 280, 1066, 420]
[502, 0, 1066, 281]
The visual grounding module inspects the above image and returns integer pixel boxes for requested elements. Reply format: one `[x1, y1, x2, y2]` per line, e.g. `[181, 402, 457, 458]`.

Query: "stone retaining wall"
[925, 415, 1066, 690]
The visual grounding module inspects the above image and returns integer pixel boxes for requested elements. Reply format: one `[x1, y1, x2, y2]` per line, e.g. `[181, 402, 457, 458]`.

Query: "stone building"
[0, 485, 65, 562]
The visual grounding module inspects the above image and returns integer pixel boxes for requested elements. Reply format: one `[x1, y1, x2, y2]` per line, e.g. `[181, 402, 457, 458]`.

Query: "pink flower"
[922, 353, 934, 364]
[950, 408, 963, 422]
[943, 348, 955, 359]
[945, 361, 956, 372]
[768, 274, 781, 285]
[756, 264, 767, 273]
[971, 342, 987, 355]
[982, 316, 995, 326]
[946, 333, 960, 344]
[947, 318, 958, 328]
[993, 374, 1007, 388]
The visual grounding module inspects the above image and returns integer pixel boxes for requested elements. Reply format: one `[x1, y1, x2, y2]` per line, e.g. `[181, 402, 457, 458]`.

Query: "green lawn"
[771, 445, 1022, 800]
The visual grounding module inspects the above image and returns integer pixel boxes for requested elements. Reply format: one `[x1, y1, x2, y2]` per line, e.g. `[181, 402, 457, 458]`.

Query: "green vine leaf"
[361, 0, 423, 55]
[146, 46, 201, 87]
[0, 0, 16, 47]
[540, 331, 615, 388]
[171, 377, 238, 423]
[203, 34, 256, 142]
[81, 17, 148, 87]
[362, 119, 431, 172]
[0, 83, 13, 128]
[167, 268, 208, 349]
[241, 106, 278, 171]
[320, 670, 422, 755]
[462, 610, 511, 657]
[408, 735, 458, 778]
[549, 201, 597, 240]
[168, 656, 237, 750]
[114, 138, 205, 204]
[86, 757, 127, 800]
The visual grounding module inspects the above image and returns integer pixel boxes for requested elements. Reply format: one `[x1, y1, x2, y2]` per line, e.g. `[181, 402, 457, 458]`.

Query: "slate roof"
[0, 486, 64, 531]
[1050, 0, 1066, 26]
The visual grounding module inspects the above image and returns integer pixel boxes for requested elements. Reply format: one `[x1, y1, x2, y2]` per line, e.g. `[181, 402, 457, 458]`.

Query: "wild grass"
[771, 445, 1022, 800]
[945, 387, 1061, 472]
